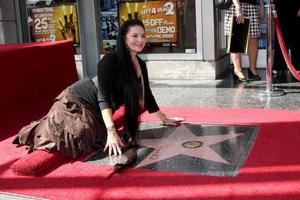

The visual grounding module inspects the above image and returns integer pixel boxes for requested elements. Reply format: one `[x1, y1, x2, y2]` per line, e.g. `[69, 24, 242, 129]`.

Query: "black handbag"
[218, 0, 233, 10]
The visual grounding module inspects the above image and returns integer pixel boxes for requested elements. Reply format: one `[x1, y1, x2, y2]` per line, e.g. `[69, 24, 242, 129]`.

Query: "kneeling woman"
[13, 19, 181, 164]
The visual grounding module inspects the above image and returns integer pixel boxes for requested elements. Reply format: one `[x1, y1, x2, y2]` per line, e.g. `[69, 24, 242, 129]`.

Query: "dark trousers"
[273, 1, 300, 70]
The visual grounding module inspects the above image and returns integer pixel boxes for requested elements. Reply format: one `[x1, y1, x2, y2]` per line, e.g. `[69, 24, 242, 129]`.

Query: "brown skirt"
[14, 89, 106, 158]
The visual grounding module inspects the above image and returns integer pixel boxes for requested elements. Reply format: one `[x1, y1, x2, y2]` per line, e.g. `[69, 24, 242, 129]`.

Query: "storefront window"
[26, 0, 80, 49]
[100, 0, 196, 54]
[258, 0, 269, 49]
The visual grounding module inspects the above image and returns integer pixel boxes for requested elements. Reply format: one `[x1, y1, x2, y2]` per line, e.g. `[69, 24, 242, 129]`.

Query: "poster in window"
[31, 7, 56, 42]
[119, 0, 177, 43]
[101, 11, 118, 52]
[100, 0, 118, 11]
[53, 4, 80, 46]
[29, 3, 79, 46]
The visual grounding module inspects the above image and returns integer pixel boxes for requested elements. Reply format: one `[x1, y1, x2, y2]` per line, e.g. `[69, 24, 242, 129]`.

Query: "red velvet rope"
[274, 17, 300, 81]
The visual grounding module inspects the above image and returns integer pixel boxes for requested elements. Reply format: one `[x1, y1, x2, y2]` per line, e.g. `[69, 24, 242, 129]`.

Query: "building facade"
[2, 0, 257, 80]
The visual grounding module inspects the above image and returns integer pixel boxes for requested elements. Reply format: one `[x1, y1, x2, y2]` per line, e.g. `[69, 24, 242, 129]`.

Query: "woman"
[13, 19, 181, 161]
[98, 19, 182, 156]
[224, 0, 264, 81]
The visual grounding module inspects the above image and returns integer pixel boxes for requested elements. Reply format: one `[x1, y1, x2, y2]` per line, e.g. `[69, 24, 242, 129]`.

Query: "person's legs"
[231, 53, 247, 81]
[242, 2, 261, 80]
[248, 37, 259, 75]
[231, 53, 242, 72]
[224, 5, 246, 81]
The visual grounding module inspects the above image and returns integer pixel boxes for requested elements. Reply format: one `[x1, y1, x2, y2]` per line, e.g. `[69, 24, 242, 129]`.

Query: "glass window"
[100, 0, 119, 53]
[258, 1, 268, 49]
[26, 0, 80, 51]
[99, 0, 197, 54]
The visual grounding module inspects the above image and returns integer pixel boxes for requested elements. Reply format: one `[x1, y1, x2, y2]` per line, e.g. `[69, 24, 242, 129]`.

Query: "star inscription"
[136, 125, 242, 168]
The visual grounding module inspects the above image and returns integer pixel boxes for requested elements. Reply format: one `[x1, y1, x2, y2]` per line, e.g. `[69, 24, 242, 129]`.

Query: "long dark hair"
[116, 19, 145, 140]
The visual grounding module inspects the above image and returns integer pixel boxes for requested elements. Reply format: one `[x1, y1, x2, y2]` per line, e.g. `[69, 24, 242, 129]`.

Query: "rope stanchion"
[274, 17, 300, 81]
[257, 0, 285, 97]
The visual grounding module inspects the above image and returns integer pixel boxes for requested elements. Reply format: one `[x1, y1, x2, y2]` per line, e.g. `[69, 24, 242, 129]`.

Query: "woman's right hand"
[104, 128, 125, 156]
[236, 9, 244, 24]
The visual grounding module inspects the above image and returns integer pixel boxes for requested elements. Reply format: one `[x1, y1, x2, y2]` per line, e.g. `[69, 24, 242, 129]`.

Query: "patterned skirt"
[14, 89, 106, 158]
[224, 2, 261, 37]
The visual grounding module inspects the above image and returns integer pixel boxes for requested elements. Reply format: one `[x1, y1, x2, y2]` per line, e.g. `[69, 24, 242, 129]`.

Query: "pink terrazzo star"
[136, 125, 242, 168]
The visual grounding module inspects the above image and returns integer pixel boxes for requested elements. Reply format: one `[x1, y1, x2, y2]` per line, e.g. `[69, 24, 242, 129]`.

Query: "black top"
[240, 0, 258, 5]
[68, 78, 100, 111]
[97, 52, 159, 113]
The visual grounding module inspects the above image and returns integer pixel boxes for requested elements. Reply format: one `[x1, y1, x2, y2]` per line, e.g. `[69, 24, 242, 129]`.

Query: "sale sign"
[31, 7, 55, 42]
[30, 4, 79, 46]
[119, 0, 177, 43]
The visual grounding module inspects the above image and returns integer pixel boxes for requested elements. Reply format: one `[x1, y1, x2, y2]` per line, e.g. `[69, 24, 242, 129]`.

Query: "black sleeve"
[139, 58, 160, 113]
[97, 53, 118, 110]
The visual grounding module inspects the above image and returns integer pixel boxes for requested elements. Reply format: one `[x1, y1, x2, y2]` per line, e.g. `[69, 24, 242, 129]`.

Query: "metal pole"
[257, 0, 285, 97]
[266, 0, 273, 93]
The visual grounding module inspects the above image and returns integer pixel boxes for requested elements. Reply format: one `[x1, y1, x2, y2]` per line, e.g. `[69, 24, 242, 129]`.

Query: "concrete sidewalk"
[150, 69, 300, 110]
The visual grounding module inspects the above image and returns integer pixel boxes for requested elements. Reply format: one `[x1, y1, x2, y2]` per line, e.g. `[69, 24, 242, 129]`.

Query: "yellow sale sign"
[119, 0, 177, 43]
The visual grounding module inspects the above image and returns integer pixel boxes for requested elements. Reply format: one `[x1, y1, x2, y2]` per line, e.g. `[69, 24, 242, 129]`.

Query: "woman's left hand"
[154, 110, 184, 127]
[163, 117, 184, 127]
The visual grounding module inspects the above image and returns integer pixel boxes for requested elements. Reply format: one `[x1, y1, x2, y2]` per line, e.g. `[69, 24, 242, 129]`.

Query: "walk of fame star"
[84, 123, 258, 177]
[136, 125, 242, 168]
[134, 123, 258, 177]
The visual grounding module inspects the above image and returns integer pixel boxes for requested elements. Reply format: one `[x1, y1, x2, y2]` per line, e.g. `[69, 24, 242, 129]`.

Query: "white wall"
[241, 49, 267, 68]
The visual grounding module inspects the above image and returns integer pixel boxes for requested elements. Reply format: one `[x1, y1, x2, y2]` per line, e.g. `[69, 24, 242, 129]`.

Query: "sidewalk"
[150, 69, 300, 110]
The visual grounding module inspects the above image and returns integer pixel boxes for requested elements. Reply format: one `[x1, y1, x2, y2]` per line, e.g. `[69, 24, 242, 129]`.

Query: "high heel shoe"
[233, 71, 248, 82]
[248, 69, 261, 81]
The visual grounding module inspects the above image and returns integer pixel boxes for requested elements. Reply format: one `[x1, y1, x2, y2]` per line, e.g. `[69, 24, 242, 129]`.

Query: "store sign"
[31, 7, 55, 42]
[119, 0, 177, 43]
[30, 4, 80, 46]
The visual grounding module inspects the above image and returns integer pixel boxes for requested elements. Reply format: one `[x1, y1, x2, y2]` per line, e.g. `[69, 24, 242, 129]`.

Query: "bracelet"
[106, 125, 115, 131]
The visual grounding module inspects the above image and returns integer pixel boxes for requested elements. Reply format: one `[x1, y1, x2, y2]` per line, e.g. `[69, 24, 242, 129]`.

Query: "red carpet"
[1, 107, 300, 200]
[10, 150, 67, 176]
